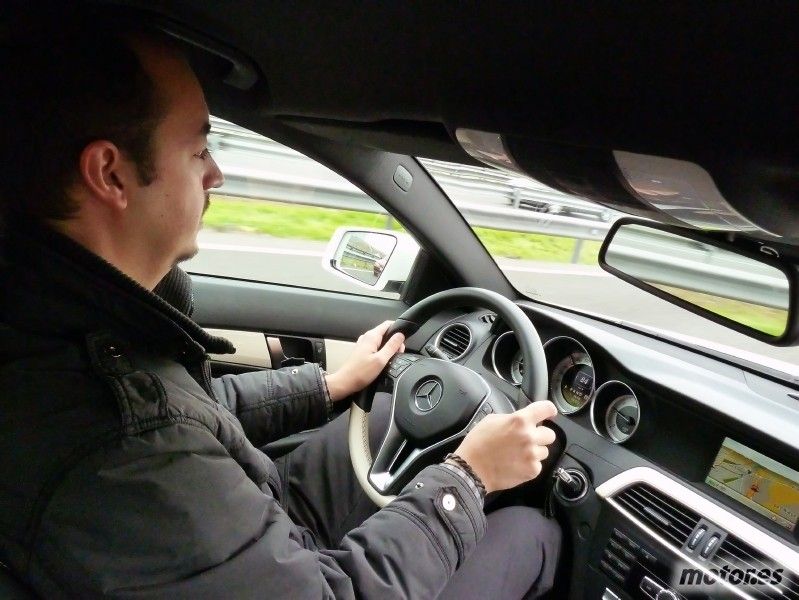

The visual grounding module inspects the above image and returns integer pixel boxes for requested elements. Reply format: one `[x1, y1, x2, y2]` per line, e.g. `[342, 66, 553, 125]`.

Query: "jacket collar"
[0, 221, 234, 359]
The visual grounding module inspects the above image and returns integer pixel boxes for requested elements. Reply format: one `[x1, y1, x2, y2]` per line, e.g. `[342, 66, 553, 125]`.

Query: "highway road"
[184, 231, 799, 373]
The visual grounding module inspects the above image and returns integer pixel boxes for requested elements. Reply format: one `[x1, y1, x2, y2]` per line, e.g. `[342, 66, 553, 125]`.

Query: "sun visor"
[455, 128, 669, 223]
[613, 151, 780, 236]
[454, 130, 526, 176]
[456, 128, 794, 239]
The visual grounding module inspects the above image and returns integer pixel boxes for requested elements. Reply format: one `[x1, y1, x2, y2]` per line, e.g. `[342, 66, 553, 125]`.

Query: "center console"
[552, 446, 799, 600]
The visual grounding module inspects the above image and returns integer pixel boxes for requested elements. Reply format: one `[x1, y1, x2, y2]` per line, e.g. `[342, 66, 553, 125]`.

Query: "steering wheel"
[348, 287, 548, 507]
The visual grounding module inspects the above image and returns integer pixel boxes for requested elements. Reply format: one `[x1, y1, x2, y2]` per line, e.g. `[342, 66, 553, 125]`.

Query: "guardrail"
[607, 227, 788, 310]
[208, 117, 782, 310]
[209, 117, 613, 242]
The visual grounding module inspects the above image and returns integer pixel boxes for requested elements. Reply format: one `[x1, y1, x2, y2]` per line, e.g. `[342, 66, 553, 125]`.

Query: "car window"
[183, 117, 409, 299]
[418, 158, 799, 372]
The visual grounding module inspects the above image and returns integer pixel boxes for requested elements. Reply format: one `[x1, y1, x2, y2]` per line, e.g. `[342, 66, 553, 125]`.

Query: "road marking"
[199, 243, 324, 257]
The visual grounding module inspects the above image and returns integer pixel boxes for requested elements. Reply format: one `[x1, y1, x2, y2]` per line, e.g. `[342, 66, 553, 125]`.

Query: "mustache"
[203, 194, 211, 215]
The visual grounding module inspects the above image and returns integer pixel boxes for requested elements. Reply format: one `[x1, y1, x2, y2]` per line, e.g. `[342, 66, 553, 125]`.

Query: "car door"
[183, 117, 455, 453]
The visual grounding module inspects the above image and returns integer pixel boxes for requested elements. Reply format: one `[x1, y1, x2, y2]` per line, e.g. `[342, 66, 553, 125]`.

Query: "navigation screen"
[706, 438, 799, 532]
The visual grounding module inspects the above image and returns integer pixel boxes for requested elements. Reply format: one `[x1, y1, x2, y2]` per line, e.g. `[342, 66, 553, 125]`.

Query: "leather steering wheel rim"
[348, 287, 548, 507]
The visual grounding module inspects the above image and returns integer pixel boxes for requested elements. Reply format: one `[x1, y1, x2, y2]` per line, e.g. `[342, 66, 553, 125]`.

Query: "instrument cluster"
[490, 334, 641, 444]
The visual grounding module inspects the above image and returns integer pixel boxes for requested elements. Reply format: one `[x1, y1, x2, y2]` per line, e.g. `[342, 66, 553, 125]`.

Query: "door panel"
[192, 275, 407, 457]
[205, 328, 272, 368]
[191, 275, 405, 341]
[323, 339, 357, 372]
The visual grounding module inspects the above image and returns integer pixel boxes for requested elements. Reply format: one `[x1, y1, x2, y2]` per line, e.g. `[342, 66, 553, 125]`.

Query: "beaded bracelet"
[444, 452, 487, 499]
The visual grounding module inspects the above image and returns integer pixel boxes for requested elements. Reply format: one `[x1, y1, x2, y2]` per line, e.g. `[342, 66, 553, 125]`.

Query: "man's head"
[1, 12, 223, 288]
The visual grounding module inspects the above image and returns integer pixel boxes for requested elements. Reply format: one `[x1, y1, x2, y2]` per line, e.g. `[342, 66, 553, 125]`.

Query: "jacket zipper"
[201, 359, 214, 397]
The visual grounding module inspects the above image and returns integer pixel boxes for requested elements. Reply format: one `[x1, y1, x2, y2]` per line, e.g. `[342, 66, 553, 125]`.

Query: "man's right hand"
[452, 400, 558, 494]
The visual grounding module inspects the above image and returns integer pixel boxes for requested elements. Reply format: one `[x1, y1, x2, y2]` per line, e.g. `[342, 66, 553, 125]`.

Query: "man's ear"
[77, 141, 135, 211]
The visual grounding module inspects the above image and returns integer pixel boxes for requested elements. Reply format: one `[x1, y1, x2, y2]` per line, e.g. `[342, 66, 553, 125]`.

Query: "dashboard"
[493, 332, 641, 444]
[417, 301, 799, 600]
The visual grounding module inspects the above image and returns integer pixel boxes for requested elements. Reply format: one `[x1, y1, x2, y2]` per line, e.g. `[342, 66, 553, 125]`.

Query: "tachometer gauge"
[549, 352, 594, 414]
[590, 381, 641, 444]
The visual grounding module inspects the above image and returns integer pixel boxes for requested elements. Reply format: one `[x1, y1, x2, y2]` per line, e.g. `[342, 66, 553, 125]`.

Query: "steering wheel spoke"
[349, 287, 549, 507]
[368, 421, 412, 493]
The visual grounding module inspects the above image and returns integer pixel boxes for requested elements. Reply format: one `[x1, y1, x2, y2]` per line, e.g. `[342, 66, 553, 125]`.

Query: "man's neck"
[47, 219, 167, 291]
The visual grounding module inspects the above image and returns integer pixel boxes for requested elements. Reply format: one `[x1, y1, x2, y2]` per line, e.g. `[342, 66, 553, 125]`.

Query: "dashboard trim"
[589, 380, 640, 444]
[491, 331, 522, 386]
[596, 467, 799, 576]
[603, 494, 757, 600]
[517, 301, 799, 453]
[433, 322, 474, 361]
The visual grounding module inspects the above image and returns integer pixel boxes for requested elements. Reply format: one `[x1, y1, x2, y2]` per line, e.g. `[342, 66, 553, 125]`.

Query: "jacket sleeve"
[211, 362, 331, 446]
[30, 422, 486, 600]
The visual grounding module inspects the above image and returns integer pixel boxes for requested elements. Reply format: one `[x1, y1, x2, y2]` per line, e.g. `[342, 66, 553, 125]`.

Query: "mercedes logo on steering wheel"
[414, 379, 443, 412]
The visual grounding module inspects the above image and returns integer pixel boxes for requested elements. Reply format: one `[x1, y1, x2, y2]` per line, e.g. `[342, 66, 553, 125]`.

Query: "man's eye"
[196, 148, 211, 160]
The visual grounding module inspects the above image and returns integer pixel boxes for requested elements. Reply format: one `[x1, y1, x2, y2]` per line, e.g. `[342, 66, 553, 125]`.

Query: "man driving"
[0, 10, 561, 599]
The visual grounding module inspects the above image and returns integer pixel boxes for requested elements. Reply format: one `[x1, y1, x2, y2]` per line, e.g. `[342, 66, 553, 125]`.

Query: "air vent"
[615, 484, 701, 547]
[710, 535, 799, 600]
[436, 324, 472, 360]
[480, 313, 497, 324]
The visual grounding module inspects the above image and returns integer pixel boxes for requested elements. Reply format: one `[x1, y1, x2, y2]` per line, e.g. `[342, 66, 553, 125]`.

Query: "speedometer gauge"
[604, 395, 640, 443]
[549, 352, 594, 414]
[590, 381, 641, 444]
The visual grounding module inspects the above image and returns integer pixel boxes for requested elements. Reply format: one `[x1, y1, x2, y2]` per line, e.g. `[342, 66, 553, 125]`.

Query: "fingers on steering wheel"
[535, 425, 557, 446]
[519, 400, 558, 424]
[377, 333, 405, 360]
[533, 444, 550, 462]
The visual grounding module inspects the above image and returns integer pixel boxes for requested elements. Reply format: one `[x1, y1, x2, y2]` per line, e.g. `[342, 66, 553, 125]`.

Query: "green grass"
[655, 284, 787, 337]
[473, 226, 601, 264]
[204, 197, 402, 240]
[204, 196, 600, 264]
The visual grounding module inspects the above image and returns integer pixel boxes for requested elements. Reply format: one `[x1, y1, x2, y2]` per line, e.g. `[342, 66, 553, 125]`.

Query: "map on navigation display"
[706, 438, 799, 531]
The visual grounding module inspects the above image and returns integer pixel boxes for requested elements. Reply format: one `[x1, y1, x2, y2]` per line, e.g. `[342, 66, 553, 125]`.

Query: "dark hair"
[0, 10, 166, 221]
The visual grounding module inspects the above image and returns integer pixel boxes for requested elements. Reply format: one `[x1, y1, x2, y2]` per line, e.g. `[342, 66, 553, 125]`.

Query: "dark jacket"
[0, 224, 486, 599]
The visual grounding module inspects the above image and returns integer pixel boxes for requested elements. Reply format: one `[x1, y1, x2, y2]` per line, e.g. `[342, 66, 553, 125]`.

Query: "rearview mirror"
[323, 228, 420, 292]
[600, 219, 798, 344]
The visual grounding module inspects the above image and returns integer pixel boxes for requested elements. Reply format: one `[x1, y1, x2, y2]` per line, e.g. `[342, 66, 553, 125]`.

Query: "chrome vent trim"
[596, 467, 799, 577]
[711, 536, 799, 600]
[615, 483, 701, 547]
[435, 323, 472, 360]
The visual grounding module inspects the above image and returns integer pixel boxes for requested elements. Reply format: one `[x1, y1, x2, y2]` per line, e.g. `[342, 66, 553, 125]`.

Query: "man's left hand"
[324, 321, 406, 402]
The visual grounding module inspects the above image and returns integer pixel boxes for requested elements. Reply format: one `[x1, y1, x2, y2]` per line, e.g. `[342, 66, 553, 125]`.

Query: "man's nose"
[204, 155, 224, 189]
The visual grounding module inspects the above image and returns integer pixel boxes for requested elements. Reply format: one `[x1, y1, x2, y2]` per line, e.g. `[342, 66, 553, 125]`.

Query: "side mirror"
[323, 227, 420, 292]
[599, 218, 798, 345]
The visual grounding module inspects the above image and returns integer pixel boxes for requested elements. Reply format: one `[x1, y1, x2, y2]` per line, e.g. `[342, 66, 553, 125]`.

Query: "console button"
[688, 526, 707, 550]
[700, 534, 721, 558]
[608, 539, 636, 562]
[640, 548, 658, 566]
[600, 560, 626, 584]
[604, 550, 632, 577]
[625, 537, 641, 552]
[603, 550, 631, 574]
[611, 528, 629, 543]
[640, 575, 663, 598]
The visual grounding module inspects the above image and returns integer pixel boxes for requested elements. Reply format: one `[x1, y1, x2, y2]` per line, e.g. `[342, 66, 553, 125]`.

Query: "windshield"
[419, 158, 799, 374]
